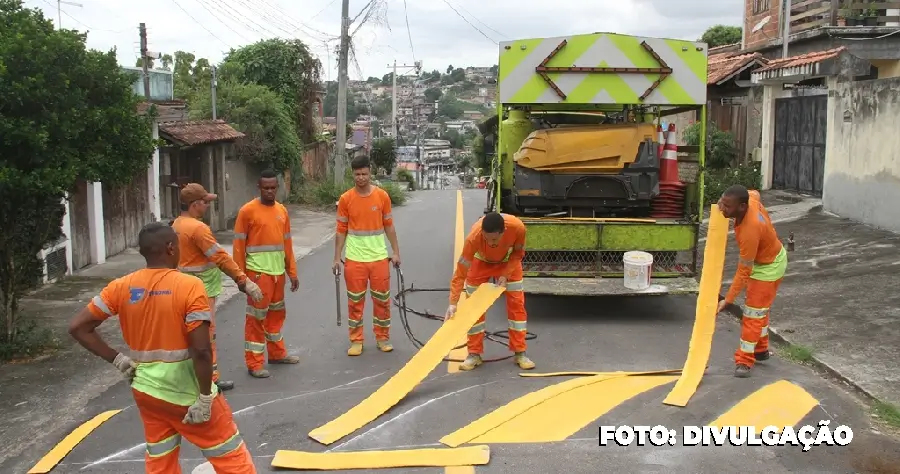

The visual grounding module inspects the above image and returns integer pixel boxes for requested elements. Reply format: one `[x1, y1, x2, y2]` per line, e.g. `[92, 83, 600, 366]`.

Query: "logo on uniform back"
[128, 287, 146, 304]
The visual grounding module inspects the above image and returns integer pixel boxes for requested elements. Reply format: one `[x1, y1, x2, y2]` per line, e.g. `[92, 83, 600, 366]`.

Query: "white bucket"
[623, 251, 653, 290]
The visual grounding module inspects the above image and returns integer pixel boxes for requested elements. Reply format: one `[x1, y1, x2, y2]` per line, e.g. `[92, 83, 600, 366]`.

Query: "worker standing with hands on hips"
[716, 185, 788, 378]
[68, 222, 257, 473]
[172, 183, 264, 392]
[333, 156, 401, 356]
[233, 170, 301, 379]
[445, 212, 536, 371]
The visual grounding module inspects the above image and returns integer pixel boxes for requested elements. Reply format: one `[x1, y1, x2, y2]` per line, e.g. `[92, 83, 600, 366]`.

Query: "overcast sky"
[24, 0, 742, 81]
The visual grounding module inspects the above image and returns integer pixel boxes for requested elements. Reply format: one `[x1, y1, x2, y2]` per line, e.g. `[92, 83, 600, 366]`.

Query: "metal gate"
[773, 95, 827, 195]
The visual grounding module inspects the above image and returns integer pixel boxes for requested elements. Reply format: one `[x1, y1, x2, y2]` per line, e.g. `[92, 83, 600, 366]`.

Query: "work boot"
[514, 352, 535, 370]
[376, 340, 393, 352]
[270, 355, 300, 364]
[734, 364, 752, 378]
[347, 342, 363, 356]
[249, 368, 270, 378]
[459, 354, 483, 371]
[754, 351, 770, 361]
[215, 380, 235, 391]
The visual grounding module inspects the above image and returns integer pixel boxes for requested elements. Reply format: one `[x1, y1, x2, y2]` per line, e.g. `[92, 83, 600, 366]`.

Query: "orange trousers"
[132, 389, 256, 473]
[209, 297, 220, 382]
[735, 277, 783, 367]
[344, 258, 391, 343]
[244, 270, 288, 371]
[463, 262, 527, 354]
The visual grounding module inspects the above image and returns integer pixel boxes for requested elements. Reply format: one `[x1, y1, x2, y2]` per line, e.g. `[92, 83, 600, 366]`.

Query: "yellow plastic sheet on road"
[308, 284, 506, 445]
[448, 190, 469, 373]
[663, 204, 729, 407]
[707, 380, 819, 432]
[28, 409, 122, 473]
[271, 445, 490, 470]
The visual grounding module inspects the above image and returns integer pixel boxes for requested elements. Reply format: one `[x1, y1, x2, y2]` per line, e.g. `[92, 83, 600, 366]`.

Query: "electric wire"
[440, 0, 497, 45]
[171, 0, 233, 48]
[389, 266, 537, 363]
[37, 0, 129, 33]
[452, 1, 507, 39]
[192, 0, 255, 43]
[402, 0, 416, 61]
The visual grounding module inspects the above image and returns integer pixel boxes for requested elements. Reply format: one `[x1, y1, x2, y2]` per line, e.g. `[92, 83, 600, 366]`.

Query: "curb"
[718, 297, 884, 406]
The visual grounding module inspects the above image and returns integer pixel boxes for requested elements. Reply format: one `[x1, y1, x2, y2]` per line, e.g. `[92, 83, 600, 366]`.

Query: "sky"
[23, 0, 743, 81]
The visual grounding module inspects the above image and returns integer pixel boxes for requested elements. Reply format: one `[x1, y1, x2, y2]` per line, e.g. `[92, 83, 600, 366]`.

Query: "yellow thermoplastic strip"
[28, 409, 122, 474]
[663, 204, 729, 407]
[518, 369, 682, 378]
[706, 380, 819, 432]
[472, 375, 678, 443]
[309, 284, 506, 445]
[448, 190, 469, 374]
[270, 445, 490, 470]
[441, 371, 676, 447]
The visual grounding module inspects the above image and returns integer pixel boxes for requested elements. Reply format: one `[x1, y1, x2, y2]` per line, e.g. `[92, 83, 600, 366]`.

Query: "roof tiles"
[159, 120, 245, 146]
[754, 47, 847, 73]
[708, 52, 768, 84]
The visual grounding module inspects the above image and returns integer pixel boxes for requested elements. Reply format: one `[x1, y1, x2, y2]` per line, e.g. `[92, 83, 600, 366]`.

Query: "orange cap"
[180, 183, 217, 204]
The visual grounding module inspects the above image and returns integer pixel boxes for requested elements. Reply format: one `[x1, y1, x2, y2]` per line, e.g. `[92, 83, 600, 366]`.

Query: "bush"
[684, 121, 737, 169]
[396, 168, 416, 190]
[380, 182, 407, 206]
[703, 162, 762, 207]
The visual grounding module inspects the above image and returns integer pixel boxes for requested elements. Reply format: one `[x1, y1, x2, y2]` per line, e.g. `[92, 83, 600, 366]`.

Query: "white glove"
[182, 392, 215, 424]
[112, 353, 136, 381]
[445, 305, 457, 320]
[243, 279, 264, 303]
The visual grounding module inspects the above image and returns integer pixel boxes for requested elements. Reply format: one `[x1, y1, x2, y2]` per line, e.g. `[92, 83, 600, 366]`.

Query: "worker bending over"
[68, 222, 256, 473]
[234, 170, 301, 378]
[333, 156, 401, 356]
[446, 212, 535, 371]
[172, 183, 264, 391]
[717, 185, 788, 378]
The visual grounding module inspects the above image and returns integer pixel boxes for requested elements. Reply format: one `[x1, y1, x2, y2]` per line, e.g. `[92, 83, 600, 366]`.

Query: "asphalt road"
[26, 189, 896, 473]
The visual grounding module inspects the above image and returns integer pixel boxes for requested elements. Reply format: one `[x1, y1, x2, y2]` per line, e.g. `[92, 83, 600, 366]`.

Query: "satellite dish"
[752, 16, 771, 33]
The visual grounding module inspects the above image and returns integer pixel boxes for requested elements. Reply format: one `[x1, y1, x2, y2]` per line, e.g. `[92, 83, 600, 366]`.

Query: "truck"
[480, 32, 709, 296]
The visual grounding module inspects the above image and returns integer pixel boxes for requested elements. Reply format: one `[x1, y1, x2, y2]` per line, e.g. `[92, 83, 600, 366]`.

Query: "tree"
[220, 38, 323, 144]
[189, 80, 300, 173]
[0, 0, 157, 348]
[450, 67, 465, 83]
[700, 25, 742, 47]
[436, 94, 464, 120]
[370, 137, 397, 175]
[441, 129, 464, 149]
[424, 87, 442, 103]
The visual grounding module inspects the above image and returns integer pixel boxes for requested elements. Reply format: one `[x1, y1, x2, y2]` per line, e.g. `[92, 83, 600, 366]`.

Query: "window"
[753, 0, 771, 15]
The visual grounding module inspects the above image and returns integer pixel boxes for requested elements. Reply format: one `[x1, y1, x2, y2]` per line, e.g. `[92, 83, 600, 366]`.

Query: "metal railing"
[791, 1, 900, 34]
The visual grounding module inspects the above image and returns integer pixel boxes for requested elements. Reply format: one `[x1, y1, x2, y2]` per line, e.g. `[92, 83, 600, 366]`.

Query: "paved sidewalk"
[717, 203, 900, 408]
[0, 205, 334, 467]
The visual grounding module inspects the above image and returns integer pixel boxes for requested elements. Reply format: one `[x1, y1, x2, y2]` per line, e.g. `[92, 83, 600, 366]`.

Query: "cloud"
[23, 0, 742, 79]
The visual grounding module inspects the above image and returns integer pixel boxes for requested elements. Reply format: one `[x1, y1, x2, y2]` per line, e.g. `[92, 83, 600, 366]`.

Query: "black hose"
[391, 266, 537, 363]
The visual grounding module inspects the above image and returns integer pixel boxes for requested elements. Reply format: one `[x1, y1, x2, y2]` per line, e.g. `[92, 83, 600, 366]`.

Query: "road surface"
[17, 189, 896, 473]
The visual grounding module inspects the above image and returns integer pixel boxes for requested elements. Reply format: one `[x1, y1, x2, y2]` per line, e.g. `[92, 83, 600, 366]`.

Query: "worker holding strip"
[716, 185, 788, 378]
[234, 170, 301, 379]
[172, 183, 264, 392]
[333, 155, 401, 356]
[445, 212, 536, 371]
[68, 222, 257, 473]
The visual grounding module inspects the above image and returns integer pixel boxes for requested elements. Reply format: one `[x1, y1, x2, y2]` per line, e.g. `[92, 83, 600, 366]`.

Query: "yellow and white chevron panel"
[498, 33, 708, 106]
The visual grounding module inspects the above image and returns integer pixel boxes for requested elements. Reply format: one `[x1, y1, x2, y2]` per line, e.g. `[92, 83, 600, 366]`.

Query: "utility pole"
[211, 66, 218, 120]
[782, 0, 791, 58]
[334, 0, 350, 185]
[387, 61, 421, 140]
[139, 23, 150, 101]
[56, 0, 82, 29]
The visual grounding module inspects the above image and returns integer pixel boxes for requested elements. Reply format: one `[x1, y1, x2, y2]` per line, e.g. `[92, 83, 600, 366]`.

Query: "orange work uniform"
[336, 187, 394, 343]
[172, 215, 247, 383]
[724, 190, 788, 368]
[233, 198, 297, 371]
[86, 268, 255, 473]
[449, 213, 528, 354]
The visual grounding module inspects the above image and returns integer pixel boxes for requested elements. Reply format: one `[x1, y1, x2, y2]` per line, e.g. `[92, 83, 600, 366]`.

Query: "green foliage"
[684, 121, 737, 169]
[700, 25, 742, 47]
[0, 0, 157, 351]
[703, 162, 762, 207]
[472, 134, 491, 171]
[379, 182, 407, 205]
[221, 38, 323, 143]
[189, 80, 300, 173]
[371, 137, 397, 174]
[0, 319, 56, 361]
[171, 51, 212, 101]
[396, 169, 416, 190]
[436, 94, 464, 120]
[424, 87, 442, 103]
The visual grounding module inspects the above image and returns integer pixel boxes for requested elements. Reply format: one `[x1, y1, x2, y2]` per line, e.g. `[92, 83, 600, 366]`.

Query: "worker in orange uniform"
[716, 185, 788, 378]
[68, 222, 257, 473]
[332, 156, 401, 356]
[233, 170, 301, 378]
[172, 183, 264, 391]
[445, 212, 536, 371]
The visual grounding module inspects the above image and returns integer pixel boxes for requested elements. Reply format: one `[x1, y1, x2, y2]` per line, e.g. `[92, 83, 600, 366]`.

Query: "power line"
[402, 0, 416, 60]
[453, 1, 506, 39]
[440, 0, 497, 44]
[171, 0, 232, 48]
[38, 0, 128, 33]
[191, 0, 255, 42]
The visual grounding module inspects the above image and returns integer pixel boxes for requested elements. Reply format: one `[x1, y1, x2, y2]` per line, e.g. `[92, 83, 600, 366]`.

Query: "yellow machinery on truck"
[480, 32, 709, 295]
